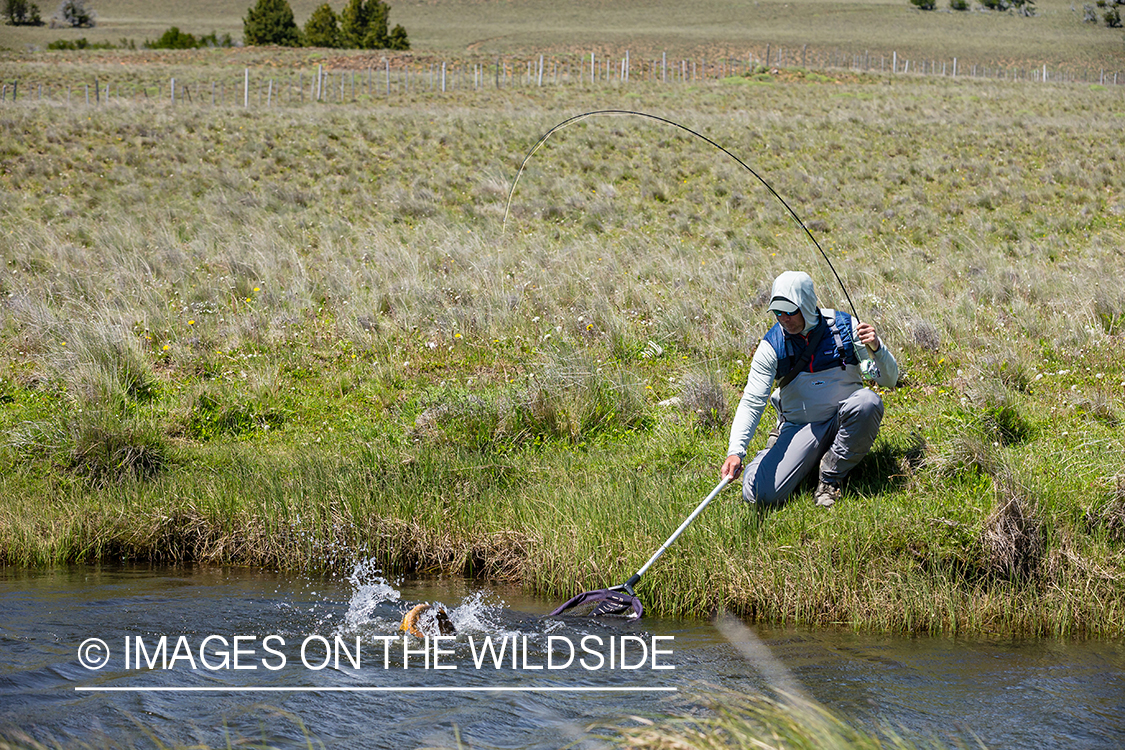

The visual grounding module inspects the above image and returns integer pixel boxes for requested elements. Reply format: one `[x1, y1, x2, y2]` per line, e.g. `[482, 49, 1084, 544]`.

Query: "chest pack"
[764, 309, 858, 389]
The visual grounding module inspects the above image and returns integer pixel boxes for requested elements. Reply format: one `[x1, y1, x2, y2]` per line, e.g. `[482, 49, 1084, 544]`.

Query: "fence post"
[538, 55, 543, 86]
[952, 58, 957, 77]
[170, 78, 175, 105]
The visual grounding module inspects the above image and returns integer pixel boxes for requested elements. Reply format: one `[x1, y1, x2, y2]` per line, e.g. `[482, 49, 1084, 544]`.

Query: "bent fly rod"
[502, 109, 857, 319]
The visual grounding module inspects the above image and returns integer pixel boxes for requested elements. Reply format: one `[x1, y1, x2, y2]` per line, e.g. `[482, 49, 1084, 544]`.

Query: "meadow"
[1, 5, 1125, 643]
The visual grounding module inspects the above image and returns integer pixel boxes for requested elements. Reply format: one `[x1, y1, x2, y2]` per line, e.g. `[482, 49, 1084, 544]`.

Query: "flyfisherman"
[720, 271, 899, 508]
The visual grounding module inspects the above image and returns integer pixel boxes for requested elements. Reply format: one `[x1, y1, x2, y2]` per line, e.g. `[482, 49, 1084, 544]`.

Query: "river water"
[1, 563, 1122, 749]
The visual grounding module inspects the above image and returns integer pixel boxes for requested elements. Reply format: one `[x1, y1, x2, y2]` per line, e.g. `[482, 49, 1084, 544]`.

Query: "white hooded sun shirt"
[726, 271, 899, 460]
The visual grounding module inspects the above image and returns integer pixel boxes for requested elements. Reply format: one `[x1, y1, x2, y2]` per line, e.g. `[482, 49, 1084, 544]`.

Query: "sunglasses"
[773, 309, 798, 318]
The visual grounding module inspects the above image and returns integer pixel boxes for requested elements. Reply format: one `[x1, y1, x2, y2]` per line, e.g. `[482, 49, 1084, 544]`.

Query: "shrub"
[909, 0, 937, 9]
[303, 2, 341, 48]
[242, 0, 300, 47]
[197, 31, 234, 47]
[145, 28, 233, 49]
[51, 0, 94, 27]
[950, 0, 969, 9]
[4, 0, 42, 25]
[147, 26, 197, 49]
[979, 0, 1036, 12]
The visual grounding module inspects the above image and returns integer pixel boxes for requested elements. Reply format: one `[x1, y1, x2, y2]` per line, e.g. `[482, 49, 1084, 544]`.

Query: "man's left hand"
[856, 321, 881, 352]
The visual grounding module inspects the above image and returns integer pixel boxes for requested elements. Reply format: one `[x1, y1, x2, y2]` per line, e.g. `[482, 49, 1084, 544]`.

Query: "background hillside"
[2, 0, 1123, 72]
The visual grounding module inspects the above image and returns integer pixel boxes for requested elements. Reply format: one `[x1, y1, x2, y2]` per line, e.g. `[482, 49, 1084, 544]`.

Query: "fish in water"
[399, 602, 457, 638]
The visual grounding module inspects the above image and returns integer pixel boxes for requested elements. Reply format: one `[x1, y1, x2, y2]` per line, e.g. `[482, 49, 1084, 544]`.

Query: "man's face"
[775, 309, 806, 335]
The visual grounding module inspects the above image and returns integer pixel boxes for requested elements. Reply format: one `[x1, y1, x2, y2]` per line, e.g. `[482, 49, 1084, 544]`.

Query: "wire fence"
[2, 46, 1122, 106]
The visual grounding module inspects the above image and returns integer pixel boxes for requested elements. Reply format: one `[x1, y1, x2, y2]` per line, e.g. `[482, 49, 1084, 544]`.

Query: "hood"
[770, 271, 820, 335]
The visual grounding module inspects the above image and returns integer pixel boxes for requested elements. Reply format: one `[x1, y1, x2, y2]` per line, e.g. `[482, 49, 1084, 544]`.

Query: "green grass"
[1, 55, 1124, 637]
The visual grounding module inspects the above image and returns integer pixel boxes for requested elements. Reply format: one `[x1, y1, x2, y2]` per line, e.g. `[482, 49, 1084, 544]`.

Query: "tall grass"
[1, 69, 1123, 635]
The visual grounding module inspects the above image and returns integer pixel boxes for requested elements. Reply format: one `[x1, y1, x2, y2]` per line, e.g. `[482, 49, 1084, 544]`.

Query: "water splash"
[446, 590, 514, 636]
[335, 559, 535, 639]
[340, 559, 403, 633]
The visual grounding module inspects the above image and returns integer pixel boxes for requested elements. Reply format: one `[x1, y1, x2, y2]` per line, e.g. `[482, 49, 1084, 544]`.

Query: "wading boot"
[815, 480, 841, 508]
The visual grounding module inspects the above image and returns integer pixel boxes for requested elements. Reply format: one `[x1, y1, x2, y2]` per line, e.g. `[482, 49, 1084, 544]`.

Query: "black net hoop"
[546, 588, 644, 619]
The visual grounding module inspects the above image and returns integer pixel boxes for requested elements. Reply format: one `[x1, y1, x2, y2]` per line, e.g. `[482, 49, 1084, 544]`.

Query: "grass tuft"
[679, 370, 730, 434]
[1084, 473, 1125, 543]
[981, 471, 1045, 582]
[68, 410, 168, 487]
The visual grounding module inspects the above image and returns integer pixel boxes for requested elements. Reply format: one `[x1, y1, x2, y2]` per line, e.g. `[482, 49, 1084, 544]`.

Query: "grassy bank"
[1, 63, 1124, 636]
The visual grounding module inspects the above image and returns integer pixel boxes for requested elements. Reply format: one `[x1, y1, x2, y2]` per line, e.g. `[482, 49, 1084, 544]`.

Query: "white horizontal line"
[75, 686, 677, 693]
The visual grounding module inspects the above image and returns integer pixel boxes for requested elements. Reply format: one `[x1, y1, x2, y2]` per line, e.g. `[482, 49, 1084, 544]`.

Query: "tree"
[243, 0, 300, 47]
[303, 2, 341, 48]
[340, 0, 389, 49]
[4, 0, 42, 25]
[387, 22, 409, 50]
[52, 0, 94, 27]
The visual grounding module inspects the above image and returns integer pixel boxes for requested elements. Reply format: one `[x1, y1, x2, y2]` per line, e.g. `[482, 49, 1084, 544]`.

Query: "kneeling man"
[721, 271, 899, 508]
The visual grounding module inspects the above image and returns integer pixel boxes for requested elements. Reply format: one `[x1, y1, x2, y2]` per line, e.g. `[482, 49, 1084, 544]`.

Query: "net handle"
[629, 476, 732, 585]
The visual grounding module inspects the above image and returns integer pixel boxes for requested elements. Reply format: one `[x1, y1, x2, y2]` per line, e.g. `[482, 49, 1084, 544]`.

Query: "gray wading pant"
[743, 388, 884, 506]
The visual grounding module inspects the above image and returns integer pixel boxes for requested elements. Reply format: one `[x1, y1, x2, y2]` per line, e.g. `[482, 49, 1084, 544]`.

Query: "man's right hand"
[721, 455, 743, 481]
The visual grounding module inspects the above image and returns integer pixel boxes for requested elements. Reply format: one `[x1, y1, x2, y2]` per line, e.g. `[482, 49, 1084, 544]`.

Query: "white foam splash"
[446, 590, 502, 634]
[340, 559, 402, 632]
[337, 559, 535, 639]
